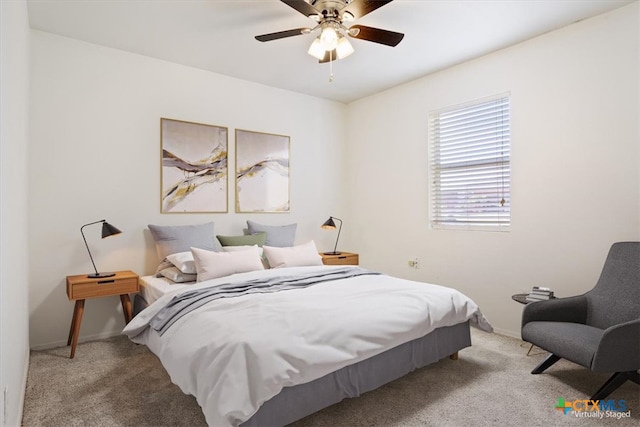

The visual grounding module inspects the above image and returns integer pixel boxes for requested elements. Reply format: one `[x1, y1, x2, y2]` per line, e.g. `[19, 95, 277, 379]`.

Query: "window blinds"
[429, 95, 510, 229]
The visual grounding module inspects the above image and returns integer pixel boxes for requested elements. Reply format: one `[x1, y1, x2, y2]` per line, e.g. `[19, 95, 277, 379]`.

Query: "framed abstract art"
[235, 129, 290, 213]
[161, 118, 228, 213]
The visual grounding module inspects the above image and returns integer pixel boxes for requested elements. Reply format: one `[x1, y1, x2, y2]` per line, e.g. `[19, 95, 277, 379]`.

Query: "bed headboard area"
[143, 220, 330, 283]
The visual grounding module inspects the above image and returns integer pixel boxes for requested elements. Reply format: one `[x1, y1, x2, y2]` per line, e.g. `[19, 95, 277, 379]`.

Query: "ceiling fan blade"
[255, 28, 309, 42]
[281, 0, 320, 18]
[348, 25, 404, 47]
[340, 0, 394, 20]
[319, 49, 336, 63]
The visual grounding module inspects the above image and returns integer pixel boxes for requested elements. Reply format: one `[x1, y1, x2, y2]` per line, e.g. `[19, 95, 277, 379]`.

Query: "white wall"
[1, 0, 31, 425]
[27, 2, 640, 348]
[28, 32, 348, 349]
[345, 3, 640, 337]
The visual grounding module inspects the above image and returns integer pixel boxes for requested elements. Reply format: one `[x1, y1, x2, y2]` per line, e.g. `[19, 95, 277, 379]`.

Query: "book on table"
[526, 286, 554, 301]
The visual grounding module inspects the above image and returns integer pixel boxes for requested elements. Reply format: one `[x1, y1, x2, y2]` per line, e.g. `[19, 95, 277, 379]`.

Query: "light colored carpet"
[23, 329, 638, 426]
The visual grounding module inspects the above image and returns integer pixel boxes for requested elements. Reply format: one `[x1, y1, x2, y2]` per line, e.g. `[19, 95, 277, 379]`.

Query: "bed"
[124, 265, 492, 427]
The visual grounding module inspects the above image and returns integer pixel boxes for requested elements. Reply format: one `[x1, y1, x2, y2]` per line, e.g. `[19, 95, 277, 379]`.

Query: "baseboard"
[491, 327, 521, 339]
[30, 330, 123, 351]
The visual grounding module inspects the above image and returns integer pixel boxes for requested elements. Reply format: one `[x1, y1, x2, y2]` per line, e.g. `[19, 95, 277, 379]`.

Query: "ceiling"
[27, 0, 635, 104]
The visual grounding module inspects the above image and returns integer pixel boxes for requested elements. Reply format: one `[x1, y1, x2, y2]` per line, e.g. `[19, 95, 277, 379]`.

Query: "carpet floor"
[22, 329, 638, 426]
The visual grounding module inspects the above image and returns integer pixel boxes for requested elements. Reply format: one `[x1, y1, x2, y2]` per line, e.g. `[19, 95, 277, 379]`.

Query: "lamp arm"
[332, 217, 343, 254]
[80, 220, 105, 276]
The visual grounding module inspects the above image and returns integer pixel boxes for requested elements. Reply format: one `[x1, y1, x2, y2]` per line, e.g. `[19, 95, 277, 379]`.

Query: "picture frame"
[235, 129, 290, 213]
[160, 118, 228, 213]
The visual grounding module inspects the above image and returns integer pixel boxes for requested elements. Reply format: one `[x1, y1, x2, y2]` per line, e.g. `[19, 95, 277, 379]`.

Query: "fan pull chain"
[329, 52, 334, 82]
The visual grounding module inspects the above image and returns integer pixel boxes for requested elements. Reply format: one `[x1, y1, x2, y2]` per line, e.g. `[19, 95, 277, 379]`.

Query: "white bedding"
[139, 275, 192, 305]
[123, 266, 492, 427]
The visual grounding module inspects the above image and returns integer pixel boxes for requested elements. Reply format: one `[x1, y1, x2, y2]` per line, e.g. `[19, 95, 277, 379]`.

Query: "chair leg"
[526, 343, 534, 356]
[591, 371, 640, 401]
[531, 353, 561, 374]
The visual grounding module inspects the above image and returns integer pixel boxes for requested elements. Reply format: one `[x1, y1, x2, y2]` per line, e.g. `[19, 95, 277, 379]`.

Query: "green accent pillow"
[216, 232, 267, 247]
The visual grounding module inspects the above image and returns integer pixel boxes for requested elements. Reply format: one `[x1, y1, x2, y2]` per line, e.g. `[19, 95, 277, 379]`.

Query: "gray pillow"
[246, 220, 296, 247]
[148, 222, 217, 260]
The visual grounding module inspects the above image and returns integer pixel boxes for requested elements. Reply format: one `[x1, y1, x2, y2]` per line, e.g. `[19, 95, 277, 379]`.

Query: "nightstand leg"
[67, 301, 79, 345]
[120, 294, 133, 324]
[68, 299, 85, 359]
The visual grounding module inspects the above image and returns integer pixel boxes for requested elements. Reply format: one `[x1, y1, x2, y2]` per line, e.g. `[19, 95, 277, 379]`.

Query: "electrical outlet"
[408, 257, 420, 269]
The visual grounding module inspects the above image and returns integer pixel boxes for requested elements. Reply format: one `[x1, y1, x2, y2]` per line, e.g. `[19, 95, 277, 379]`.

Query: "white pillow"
[191, 246, 264, 282]
[263, 240, 323, 269]
[166, 251, 196, 274]
[222, 245, 264, 257]
[158, 266, 197, 283]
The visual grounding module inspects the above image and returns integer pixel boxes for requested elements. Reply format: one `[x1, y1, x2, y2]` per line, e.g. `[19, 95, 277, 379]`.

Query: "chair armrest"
[521, 295, 588, 328]
[591, 318, 640, 372]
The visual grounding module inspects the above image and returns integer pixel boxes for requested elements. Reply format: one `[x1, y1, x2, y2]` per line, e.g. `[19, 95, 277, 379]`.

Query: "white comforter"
[123, 266, 492, 426]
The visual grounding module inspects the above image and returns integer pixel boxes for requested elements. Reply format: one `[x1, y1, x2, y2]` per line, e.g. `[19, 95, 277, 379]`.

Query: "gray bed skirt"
[133, 295, 471, 427]
[133, 294, 148, 317]
[242, 321, 471, 426]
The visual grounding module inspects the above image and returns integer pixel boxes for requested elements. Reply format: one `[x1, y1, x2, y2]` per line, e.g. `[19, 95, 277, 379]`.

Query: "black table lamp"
[81, 219, 122, 278]
[321, 216, 342, 255]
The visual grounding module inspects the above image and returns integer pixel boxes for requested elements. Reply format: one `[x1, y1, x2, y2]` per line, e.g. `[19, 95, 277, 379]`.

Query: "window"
[429, 94, 510, 230]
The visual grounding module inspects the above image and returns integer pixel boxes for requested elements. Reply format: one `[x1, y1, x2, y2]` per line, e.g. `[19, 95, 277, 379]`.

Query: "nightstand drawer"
[68, 278, 138, 300]
[66, 270, 140, 301]
[321, 252, 359, 266]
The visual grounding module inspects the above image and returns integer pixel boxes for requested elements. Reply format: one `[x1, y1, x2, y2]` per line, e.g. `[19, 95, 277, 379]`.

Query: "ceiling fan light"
[320, 26, 338, 50]
[336, 36, 354, 59]
[307, 38, 325, 60]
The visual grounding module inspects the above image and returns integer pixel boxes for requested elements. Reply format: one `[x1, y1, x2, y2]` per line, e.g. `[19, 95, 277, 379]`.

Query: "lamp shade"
[321, 216, 342, 255]
[308, 38, 325, 60]
[81, 219, 121, 278]
[321, 217, 336, 229]
[101, 221, 122, 238]
[319, 25, 338, 50]
[336, 36, 354, 59]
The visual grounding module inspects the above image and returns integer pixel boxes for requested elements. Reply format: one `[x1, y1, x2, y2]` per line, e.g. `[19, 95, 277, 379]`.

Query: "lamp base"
[87, 272, 116, 279]
[323, 251, 342, 255]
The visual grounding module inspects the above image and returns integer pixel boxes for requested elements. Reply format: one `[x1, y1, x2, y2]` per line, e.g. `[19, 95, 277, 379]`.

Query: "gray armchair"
[521, 242, 640, 400]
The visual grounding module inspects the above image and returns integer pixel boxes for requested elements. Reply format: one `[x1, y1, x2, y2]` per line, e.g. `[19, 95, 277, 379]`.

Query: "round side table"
[512, 293, 529, 305]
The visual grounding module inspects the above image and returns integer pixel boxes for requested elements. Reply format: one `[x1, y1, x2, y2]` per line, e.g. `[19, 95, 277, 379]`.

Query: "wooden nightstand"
[320, 252, 359, 266]
[66, 270, 139, 359]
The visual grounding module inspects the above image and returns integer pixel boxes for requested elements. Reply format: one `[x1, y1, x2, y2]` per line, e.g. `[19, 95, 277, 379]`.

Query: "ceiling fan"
[255, 0, 404, 63]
